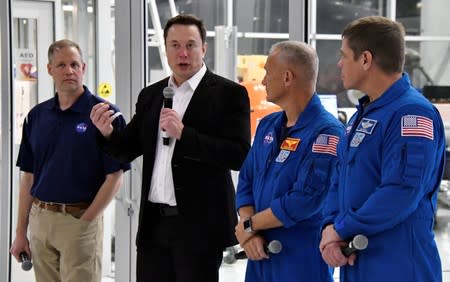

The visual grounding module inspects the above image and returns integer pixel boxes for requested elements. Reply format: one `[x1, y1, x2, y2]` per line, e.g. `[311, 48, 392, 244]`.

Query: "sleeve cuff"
[271, 198, 296, 228]
[236, 197, 254, 211]
[333, 212, 354, 240]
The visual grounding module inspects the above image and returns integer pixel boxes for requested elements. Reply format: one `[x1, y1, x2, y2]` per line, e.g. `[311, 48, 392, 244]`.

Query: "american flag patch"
[401, 115, 433, 140]
[312, 134, 339, 156]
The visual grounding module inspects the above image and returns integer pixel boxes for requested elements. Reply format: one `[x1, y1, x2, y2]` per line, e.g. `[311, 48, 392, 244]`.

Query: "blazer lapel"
[182, 70, 217, 124]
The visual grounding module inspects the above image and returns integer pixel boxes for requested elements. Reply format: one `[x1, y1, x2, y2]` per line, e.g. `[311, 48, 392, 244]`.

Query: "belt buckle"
[60, 203, 67, 213]
[41, 201, 65, 213]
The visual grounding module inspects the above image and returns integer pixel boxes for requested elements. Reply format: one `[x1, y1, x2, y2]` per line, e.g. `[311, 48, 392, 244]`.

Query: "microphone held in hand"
[162, 87, 175, 146]
[341, 234, 368, 257]
[234, 240, 283, 261]
[20, 252, 33, 271]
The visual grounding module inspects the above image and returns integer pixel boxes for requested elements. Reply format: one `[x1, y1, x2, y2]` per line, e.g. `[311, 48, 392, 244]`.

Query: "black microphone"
[225, 240, 283, 263]
[162, 87, 175, 146]
[341, 234, 368, 257]
[19, 252, 33, 271]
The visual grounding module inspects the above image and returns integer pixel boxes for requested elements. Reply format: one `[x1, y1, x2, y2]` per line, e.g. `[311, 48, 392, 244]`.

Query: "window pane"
[236, 0, 288, 33]
[406, 41, 450, 89]
[396, 0, 421, 35]
[315, 39, 450, 108]
[315, 40, 350, 106]
[398, 0, 450, 37]
[316, 0, 385, 34]
[61, 0, 97, 90]
[147, 0, 289, 82]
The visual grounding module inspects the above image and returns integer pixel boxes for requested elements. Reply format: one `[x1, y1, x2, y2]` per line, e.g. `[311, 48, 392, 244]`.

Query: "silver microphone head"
[267, 240, 282, 254]
[222, 247, 237, 264]
[22, 260, 33, 271]
[163, 87, 175, 99]
[352, 234, 368, 251]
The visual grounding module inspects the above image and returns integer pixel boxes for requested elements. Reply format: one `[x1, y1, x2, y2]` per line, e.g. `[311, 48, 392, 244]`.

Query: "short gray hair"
[270, 41, 318, 85]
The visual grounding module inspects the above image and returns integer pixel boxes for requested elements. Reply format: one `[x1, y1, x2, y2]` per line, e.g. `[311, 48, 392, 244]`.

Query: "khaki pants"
[29, 203, 103, 282]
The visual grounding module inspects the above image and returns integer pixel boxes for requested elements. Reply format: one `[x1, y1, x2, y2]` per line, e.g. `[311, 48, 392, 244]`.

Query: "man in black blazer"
[90, 14, 250, 282]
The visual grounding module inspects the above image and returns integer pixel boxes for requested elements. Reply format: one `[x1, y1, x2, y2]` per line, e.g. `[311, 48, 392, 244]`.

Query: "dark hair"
[48, 39, 83, 64]
[342, 16, 405, 73]
[163, 14, 206, 44]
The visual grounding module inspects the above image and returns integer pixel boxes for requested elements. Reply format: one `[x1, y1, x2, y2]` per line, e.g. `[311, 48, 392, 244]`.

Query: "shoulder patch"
[312, 134, 339, 156]
[401, 115, 433, 140]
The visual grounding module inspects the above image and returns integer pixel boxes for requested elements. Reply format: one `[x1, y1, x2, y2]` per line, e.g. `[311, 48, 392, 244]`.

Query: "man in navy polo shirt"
[10, 39, 130, 282]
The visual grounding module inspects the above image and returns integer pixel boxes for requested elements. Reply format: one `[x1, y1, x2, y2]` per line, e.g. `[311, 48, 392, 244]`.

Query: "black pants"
[136, 204, 223, 282]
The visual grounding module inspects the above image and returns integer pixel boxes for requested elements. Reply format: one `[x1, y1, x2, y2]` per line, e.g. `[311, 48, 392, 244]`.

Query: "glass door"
[10, 1, 54, 281]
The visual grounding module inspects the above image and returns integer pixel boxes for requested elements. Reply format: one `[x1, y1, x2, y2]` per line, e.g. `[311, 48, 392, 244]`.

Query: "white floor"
[218, 199, 450, 282]
[13, 194, 450, 282]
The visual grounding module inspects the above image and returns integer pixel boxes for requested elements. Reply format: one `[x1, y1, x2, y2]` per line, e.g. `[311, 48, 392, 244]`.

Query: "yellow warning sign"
[98, 82, 112, 99]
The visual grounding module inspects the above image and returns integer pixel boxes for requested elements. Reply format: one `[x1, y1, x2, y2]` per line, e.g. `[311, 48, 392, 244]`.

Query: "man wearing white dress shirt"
[90, 14, 250, 282]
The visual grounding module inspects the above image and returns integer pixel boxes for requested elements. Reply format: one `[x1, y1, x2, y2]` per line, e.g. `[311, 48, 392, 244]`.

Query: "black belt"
[154, 203, 179, 217]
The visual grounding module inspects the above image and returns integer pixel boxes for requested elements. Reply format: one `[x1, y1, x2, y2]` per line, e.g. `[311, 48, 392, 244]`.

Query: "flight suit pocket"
[402, 142, 425, 187]
[303, 158, 332, 195]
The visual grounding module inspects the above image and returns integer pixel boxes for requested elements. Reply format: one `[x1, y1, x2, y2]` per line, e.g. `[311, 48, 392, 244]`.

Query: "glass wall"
[146, 0, 289, 84]
[8, 1, 118, 281]
[61, 0, 97, 90]
[311, 0, 450, 107]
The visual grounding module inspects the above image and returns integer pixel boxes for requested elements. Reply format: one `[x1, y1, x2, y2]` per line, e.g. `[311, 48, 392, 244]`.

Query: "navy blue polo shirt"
[16, 86, 130, 203]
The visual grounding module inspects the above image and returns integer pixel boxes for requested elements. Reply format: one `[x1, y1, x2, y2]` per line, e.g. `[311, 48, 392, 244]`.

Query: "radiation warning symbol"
[98, 82, 112, 99]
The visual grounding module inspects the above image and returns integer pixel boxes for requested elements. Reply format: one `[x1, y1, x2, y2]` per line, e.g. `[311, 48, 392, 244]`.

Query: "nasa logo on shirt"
[76, 122, 88, 133]
[264, 132, 274, 145]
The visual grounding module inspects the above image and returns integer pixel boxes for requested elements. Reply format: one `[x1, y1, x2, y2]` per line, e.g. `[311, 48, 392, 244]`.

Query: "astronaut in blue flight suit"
[235, 41, 343, 282]
[320, 16, 445, 282]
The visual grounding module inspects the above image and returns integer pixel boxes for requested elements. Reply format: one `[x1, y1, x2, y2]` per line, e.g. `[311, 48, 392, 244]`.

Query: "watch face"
[244, 218, 252, 233]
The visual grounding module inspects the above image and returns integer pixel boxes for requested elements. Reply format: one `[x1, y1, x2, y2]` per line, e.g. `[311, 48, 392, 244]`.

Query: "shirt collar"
[168, 63, 207, 91]
[276, 93, 323, 131]
[357, 73, 410, 112]
[45, 86, 91, 113]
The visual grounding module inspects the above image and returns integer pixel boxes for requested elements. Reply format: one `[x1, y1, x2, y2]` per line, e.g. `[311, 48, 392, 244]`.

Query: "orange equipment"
[241, 80, 280, 139]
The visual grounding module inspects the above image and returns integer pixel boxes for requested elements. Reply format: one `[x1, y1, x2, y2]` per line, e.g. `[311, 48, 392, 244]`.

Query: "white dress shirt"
[148, 64, 207, 206]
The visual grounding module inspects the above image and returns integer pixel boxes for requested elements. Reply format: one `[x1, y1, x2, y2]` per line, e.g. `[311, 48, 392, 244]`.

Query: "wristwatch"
[243, 217, 254, 233]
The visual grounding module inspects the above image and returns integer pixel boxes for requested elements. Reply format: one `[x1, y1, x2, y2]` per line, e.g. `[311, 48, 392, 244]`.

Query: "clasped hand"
[319, 224, 356, 267]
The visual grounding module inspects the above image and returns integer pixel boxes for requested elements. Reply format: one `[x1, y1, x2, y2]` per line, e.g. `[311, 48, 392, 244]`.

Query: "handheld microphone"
[225, 240, 283, 263]
[341, 234, 368, 257]
[19, 252, 33, 271]
[162, 87, 175, 146]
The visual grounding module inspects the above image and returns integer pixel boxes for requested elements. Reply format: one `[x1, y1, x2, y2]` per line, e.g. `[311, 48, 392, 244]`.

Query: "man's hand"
[10, 235, 31, 262]
[241, 235, 269, 261]
[319, 224, 342, 251]
[159, 108, 184, 140]
[320, 224, 356, 267]
[90, 102, 121, 138]
[321, 240, 356, 267]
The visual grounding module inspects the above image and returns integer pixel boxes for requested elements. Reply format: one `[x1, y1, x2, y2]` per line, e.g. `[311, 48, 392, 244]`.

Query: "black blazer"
[103, 70, 251, 248]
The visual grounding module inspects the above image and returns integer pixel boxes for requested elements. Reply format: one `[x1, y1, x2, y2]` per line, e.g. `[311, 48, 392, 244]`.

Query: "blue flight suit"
[237, 94, 343, 282]
[323, 74, 445, 282]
